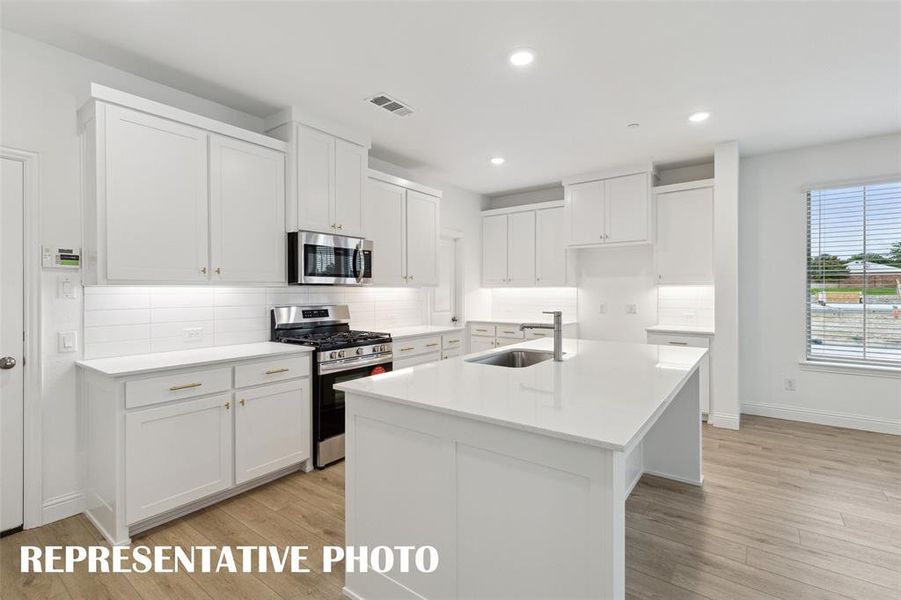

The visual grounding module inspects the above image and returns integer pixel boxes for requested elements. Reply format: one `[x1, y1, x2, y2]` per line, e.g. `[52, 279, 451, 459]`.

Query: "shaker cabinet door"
[506, 211, 536, 285]
[482, 214, 509, 285]
[405, 190, 440, 286]
[104, 105, 209, 283]
[334, 139, 366, 237]
[605, 173, 648, 244]
[366, 179, 407, 285]
[536, 207, 566, 285]
[296, 124, 335, 234]
[209, 135, 286, 284]
[566, 180, 605, 245]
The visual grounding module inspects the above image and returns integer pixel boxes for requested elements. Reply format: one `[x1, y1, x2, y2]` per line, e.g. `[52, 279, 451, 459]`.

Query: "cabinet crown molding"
[653, 178, 715, 195]
[562, 162, 657, 186]
[264, 106, 371, 149]
[481, 200, 563, 217]
[81, 83, 288, 152]
[368, 169, 443, 198]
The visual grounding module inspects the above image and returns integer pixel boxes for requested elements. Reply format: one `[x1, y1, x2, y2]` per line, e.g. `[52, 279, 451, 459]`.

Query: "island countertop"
[336, 338, 707, 451]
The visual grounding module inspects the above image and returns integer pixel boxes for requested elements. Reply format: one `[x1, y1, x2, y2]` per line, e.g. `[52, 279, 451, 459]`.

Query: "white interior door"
[431, 237, 459, 327]
[1, 157, 24, 532]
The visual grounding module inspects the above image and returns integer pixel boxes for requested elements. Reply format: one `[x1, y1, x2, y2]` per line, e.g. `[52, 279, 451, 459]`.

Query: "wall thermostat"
[42, 245, 81, 269]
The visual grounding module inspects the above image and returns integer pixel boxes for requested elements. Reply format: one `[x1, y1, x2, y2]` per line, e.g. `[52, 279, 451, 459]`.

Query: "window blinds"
[807, 181, 901, 366]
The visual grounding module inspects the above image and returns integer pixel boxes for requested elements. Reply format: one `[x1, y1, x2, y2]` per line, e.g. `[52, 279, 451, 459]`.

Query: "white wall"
[739, 133, 901, 434]
[0, 30, 278, 523]
[487, 185, 564, 210]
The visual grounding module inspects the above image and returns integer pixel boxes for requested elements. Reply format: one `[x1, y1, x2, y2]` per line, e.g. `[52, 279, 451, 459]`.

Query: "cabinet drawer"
[442, 348, 462, 360]
[395, 336, 442, 358]
[235, 355, 309, 389]
[442, 334, 463, 350]
[524, 328, 552, 340]
[126, 367, 231, 409]
[496, 325, 524, 339]
[394, 352, 442, 369]
[470, 324, 496, 337]
[647, 333, 710, 348]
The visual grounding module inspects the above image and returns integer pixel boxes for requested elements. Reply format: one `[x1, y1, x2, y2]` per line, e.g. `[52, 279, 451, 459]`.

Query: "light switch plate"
[58, 331, 77, 353]
[58, 275, 78, 300]
[626, 304, 638, 314]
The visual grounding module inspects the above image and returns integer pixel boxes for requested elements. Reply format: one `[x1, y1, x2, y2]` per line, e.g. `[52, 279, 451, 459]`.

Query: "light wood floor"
[2, 415, 899, 599]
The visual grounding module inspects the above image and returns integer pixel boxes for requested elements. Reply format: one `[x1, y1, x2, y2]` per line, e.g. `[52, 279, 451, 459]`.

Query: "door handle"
[0, 356, 16, 370]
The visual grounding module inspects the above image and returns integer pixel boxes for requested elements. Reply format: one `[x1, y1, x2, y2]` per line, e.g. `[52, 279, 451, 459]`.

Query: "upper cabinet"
[481, 201, 569, 287]
[79, 85, 288, 286]
[269, 121, 367, 238]
[365, 171, 441, 287]
[654, 180, 715, 285]
[563, 166, 655, 248]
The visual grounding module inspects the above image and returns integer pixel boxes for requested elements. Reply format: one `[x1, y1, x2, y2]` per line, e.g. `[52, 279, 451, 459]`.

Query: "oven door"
[291, 231, 372, 285]
[314, 354, 392, 467]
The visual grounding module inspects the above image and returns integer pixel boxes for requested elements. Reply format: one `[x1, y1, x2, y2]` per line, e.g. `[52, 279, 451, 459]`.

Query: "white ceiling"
[2, 1, 900, 194]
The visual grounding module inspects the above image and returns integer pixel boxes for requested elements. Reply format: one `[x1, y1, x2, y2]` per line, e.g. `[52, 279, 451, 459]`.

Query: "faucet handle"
[542, 311, 562, 316]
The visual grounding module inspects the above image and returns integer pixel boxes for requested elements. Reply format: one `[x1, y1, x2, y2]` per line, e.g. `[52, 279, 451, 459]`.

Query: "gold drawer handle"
[240, 398, 246, 406]
[169, 382, 202, 391]
[668, 341, 688, 346]
[426, 343, 439, 348]
[224, 401, 230, 410]
[475, 328, 488, 333]
[502, 330, 515, 334]
[265, 368, 290, 375]
[448, 339, 460, 344]
[400, 347, 415, 352]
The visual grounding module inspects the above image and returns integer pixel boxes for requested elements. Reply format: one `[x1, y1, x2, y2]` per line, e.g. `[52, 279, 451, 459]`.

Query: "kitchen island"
[336, 338, 707, 600]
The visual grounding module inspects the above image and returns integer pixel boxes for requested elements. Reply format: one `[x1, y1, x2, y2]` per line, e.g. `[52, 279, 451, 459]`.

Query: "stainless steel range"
[270, 305, 392, 467]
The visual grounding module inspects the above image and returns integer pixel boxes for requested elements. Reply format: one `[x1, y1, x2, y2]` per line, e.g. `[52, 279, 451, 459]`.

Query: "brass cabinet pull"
[400, 347, 415, 352]
[200, 266, 207, 274]
[475, 328, 487, 333]
[169, 382, 202, 391]
[668, 341, 688, 346]
[215, 267, 221, 274]
[337, 224, 343, 230]
[265, 367, 290, 375]
[448, 339, 460, 344]
[225, 401, 230, 410]
[426, 343, 439, 348]
[240, 398, 246, 406]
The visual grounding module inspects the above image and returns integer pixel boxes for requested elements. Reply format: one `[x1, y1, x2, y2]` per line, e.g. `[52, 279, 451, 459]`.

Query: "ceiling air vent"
[368, 93, 414, 117]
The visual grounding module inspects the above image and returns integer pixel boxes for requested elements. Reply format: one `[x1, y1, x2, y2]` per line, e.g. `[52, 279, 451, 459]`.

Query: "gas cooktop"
[280, 330, 391, 351]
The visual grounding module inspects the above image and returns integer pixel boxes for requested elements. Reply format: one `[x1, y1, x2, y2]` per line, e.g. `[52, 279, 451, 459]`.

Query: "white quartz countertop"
[76, 342, 312, 377]
[336, 338, 706, 451]
[388, 325, 464, 340]
[646, 324, 715, 335]
[468, 318, 578, 326]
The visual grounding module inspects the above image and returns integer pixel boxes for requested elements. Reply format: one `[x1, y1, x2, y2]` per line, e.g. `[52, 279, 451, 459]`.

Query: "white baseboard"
[42, 491, 84, 525]
[708, 413, 740, 430]
[742, 402, 900, 435]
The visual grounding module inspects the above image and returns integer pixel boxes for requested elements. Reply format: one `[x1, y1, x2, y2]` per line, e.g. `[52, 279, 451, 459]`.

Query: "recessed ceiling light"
[508, 49, 535, 67]
[490, 157, 506, 166]
[689, 111, 710, 123]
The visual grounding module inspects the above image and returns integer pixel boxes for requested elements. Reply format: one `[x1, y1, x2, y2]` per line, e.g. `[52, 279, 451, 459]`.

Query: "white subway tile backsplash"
[656, 285, 715, 327]
[83, 285, 428, 359]
[489, 287, 578, 322]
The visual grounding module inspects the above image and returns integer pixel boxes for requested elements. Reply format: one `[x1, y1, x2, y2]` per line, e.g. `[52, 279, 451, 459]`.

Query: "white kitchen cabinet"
[79, 87, 289, 286]
[273, 122, 367, 236]
[406, 190, 439, 286]
[563, 166, 655, 248]
[366, 171, 442, 287]
[507, 211, 536, 285]
[481, 201, 568, 287]
[655, 181, 714, 284]
[210, 135, 286, 284]
[566, 180, 606, 246]
[125, 393, 233, 523]
[468, 321, 579, 353]
[482, 214, 509, 286]
[366, 178, 407, 285]
[235, 379, 310, 485]
[605, 173, 649, 244]
[97, 104, 210, 283]
[469, 336, 497, 353]
[535, 207, 566, 285]
[296, 124, 335, 234]
[334, 138, 366, 237]
[79, 347, 313, 544]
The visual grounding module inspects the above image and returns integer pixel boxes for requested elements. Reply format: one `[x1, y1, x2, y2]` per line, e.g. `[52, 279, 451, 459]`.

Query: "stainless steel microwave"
[288, 231, 373, 285]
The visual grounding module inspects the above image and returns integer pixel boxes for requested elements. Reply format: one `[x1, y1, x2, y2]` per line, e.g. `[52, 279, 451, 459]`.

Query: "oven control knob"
[356, 347, 364, 355]
[329, 351, 337, 359]
[338, 350, 346, 358]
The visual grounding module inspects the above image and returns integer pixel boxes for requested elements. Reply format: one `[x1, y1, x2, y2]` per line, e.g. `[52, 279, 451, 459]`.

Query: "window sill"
[799, 359, 901, 378]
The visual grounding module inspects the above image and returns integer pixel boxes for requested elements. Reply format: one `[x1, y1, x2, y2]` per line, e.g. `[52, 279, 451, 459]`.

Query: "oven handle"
[318, 353, 393, 375]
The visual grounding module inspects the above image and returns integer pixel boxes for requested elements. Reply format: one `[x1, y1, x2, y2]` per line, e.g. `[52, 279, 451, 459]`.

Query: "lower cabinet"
[235, 379, 310, 485]
[468, 321, 579, 352]
[392, 332, 465, 368]
[646, 331, 712, 416]
[125, 393, 233, 524]
[80, 352, 312, 544]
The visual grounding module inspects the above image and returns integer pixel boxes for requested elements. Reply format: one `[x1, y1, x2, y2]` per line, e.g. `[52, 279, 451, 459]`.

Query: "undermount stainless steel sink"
[465, 349, 556, 368]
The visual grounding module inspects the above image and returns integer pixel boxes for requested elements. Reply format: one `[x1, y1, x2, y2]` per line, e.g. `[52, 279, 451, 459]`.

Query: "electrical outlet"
[599, 303, 607, 314]
[182, 327, 204, 341]
[58, 331, 77, 353]
[784, 378, 797, 391]
[626, 304, 638, 314]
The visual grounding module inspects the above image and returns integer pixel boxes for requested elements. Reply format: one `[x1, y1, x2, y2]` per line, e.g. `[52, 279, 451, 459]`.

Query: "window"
[807, 180, 901, 366]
